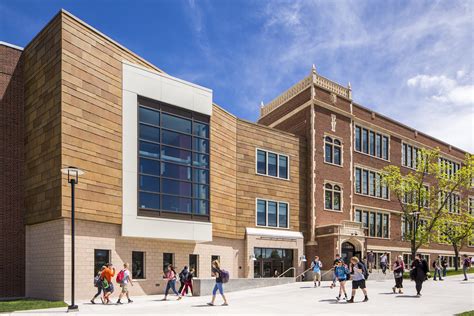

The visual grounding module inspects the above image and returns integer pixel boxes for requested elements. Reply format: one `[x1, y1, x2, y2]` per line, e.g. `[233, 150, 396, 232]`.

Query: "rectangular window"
[382, 136, 389, 160]
[439, 157, 461, 179]
[469, 197, 474, 215]
[369, 131, 375, 156]
[256, 149, 289, 179]
[138, 103, 210, 218]
[94, 249, 110, 276]
[362, 170, 368, 195]
[369, 172, 375, 196]
[407, 145, 412, 168]
[256, 199, 289, 228]
[355, 210, 389, 238]
[163, 253, 174, 272]
[355, 126, 361, 151]
[355, 168, 361, 193]
[189, 254, 199, 277]
[211, 255, 220, 272]
[132, 251, 145, 279]
[355, 167, 388, 200]
[362, 128, 369, 154]
[376, 134, 382, 158]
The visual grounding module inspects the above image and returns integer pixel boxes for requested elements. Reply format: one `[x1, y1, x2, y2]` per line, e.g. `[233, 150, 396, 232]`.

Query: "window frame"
[354, 124, 390, 161]
[255, 148, 290, 180]
[132, 251, 146, 280]
[354, 208, 391, 239]
[323, 134, 343, 167]
[255, 198, 290, 229]
[354, 165, 390, 201]
[324, 182, 343, 212]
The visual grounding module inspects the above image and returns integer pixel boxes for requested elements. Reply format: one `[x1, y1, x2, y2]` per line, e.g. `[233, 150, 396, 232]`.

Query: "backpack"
[102, 278, 110, 289]
[432, 260, 437, 269]
[220, 269, 230, 283]
[359, 262, 369, 280]
[94, 275, 101, 287]
[116, 269, 125, 284]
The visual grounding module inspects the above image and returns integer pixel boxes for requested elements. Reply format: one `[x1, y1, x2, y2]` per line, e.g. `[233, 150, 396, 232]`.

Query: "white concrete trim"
[0, 41, 23, 50]
[246, 227, 303, 239]
[367, 245, 474, 256]
[122, 62, 213, 242]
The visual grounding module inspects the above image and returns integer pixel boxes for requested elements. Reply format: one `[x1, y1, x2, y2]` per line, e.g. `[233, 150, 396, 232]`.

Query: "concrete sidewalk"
[10, 274, 474, 315]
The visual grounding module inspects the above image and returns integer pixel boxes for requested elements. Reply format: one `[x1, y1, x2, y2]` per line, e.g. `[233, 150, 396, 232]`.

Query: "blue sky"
[1, 0, 473, 151]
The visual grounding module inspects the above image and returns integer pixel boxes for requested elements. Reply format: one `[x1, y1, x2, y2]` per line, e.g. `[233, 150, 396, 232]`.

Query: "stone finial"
[312, 64, 317, 74]
[260, 101, 264, 108]
[348, 82, 352, 90]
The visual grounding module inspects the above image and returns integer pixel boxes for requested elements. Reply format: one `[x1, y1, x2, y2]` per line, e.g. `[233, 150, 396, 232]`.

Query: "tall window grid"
[324, 183, 342, 211]
[137, 102, 210, 218]
[355, 125, 389, 160]
[355, 167, 389, 199]
[324, 136, 342, 165]
[256, 199, 289, 228]
[439, 157, 461, 179]
[355, 209, 389, 238]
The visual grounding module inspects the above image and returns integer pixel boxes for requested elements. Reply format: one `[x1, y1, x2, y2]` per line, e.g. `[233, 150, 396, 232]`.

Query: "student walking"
[441, 257, 448, 278]
[162, 264, 180, 300]
[116, 263, 134, 304]
[311, 256, 323, 287]
[91, 266, 106, 304]
[100, 263, 116, 304]
[207, 260, 229, 306]
[347, 257, 368, 303]
[178, 266, 189, 295]
[330, 254, 341, 289]
[462, 254, 471, 281]
[410, 254, 428, 296]
[392, 255, 405, 294]
[380, 253, 388, 275]
[367, 251, 375, 273]
[334, 260, 349, 301]
[177, 268, 195, 300]
[432, 256, 443, 281]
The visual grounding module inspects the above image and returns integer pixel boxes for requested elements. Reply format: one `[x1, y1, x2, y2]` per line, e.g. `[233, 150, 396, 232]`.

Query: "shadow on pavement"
[395, 295, 419, 298]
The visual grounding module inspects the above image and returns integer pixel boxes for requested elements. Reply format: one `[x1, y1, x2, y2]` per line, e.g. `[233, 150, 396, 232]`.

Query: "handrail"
[277, 267, 296, 278]
[295, 266, 313, 281]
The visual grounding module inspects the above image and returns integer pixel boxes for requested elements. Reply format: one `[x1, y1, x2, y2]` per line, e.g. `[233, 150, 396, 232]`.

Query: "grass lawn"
[403, 268, 473, 279]
[0, 299, 67, 313]
[456, 311, 474, 316]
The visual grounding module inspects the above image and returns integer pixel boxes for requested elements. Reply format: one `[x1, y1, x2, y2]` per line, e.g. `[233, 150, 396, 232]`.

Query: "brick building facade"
[0, 10, 472, 300]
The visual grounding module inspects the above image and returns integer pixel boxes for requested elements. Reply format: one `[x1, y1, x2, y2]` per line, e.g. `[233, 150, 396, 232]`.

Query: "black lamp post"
[61, 166, 84, 312]
[410, 211, 420, 261]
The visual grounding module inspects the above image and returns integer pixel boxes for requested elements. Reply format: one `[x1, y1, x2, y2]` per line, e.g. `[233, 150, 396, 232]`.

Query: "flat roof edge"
[0, 41, 24, 51]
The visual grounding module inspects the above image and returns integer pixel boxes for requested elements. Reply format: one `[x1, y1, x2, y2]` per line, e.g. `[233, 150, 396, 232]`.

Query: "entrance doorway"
[341, 242, 361, 264]
[254, 248, 294, 278]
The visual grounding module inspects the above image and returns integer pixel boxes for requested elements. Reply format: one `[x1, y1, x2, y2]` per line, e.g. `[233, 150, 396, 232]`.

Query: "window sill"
[256, 224, 289, 230]
[255, 172, 290, 182]
[323, 208, 343, 213]
[323, 161, 343, 168]
[354, 150, 390, 163]
[354, 192, 390, 201]
[365, 236, 390, 240]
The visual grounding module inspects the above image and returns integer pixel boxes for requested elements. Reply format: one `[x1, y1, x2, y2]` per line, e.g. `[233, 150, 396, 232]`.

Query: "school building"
[0, 9, 472, 301]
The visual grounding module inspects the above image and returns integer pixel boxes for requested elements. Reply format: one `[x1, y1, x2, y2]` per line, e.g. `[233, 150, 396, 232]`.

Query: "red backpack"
[116, 269, 125, 283]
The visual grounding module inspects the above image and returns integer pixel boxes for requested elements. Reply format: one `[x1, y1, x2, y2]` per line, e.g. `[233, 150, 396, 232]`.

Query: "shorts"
[352, 280, 366, 289]
[120, 284, 129, 293]
[313, 272, 321, 281]
[337, 278, 347, 283]
[104, 282, 114, 293]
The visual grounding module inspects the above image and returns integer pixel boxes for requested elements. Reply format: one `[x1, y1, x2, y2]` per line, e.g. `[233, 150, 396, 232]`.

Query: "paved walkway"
[12, 274, 474, 315]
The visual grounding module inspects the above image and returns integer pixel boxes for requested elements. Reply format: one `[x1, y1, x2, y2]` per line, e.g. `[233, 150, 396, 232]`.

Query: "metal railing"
[277, 267, 296, 278]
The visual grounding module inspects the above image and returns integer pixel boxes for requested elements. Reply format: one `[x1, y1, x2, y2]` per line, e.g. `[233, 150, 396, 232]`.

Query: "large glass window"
[324, 183, 342, 211]
[355, 124, 389, 160]
[439, 157, 461, 179]
[132, 251, 145, 279]
[138, 102, 210, 218]
[355, 209, 390, 238]
[163, 253, 174, 272]
[189, 254, 199, 277]
[256, 149, 289, 179]
[256, 199, 289, 228]
[324, 136, 342, 165]
[355, 167, 389, 200]
[94, 249, 110, 276]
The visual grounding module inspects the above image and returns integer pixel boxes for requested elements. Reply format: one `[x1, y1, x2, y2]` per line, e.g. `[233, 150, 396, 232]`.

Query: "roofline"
[23, 9, 165, 74]
[352, 102, 471, 155]
[0, 41, 23, 51]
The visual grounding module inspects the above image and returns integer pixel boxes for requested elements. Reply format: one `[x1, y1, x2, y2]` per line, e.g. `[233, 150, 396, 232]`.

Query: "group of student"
[90, 259, 229, 306]
[311, 254, 369, 303]
[311, 251, 472, 301]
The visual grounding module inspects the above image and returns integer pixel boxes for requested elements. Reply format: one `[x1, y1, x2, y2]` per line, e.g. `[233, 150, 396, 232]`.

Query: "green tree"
[382, 148, 473, 262]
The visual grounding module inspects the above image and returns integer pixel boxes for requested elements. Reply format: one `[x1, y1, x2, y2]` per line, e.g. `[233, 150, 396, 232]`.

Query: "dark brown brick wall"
[0, 44, 25, 298]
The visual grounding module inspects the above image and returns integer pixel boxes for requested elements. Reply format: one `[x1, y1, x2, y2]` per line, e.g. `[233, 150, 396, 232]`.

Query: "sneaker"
[207, 302, 214, 306]
[90, 300, 95, 304]
[314, 283, 317, 288]
[128, 299, 133, 303]
[399, 290, 403, 294]
[117, 300, 122, 304]
[392, 287, 396, 294]
[222, 303, 228, 306]
[100, 297, 104, 304]
[336, 296, 340, 301]
[363, 297, 369, 302]
[347, 298, 354, 303]
[177, 296, 182, 301]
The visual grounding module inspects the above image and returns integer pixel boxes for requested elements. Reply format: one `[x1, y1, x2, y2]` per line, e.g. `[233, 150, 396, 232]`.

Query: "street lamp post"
[410, 211, 420, 261]
[61, 166, 84, 312]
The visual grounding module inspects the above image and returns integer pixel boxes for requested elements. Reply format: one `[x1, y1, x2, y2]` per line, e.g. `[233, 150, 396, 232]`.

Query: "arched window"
[325, 183, 342, 211]
[325, 136, 342, 165]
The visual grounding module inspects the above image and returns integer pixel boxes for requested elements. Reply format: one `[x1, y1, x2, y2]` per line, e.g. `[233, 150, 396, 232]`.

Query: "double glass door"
[254, 248, 294, 278]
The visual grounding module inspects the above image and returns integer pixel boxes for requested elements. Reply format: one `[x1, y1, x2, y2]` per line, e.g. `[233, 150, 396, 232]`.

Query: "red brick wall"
[0, 44, 25, 298]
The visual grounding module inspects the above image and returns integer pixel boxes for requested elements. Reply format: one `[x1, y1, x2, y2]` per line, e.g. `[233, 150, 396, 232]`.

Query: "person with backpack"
[432, 256, 443, 281]
[462, 254, 471, 281]
[100, 263, 116, 304]
[334, 260, 349, 301]
[380, 253, 388, 275]
[330, 254, 341, 289]
[207, 260, 229, 306]
[441, 257, 448, 278]
[367, 251, 375, 273]
[116, 262, 134, 304]
[311, 256, 323, 287]
[410, 253, 428, 296]
[392, 255, 405, 294]
[348, 256, 369, 303]
[177, 268, 195, 300]
[90, 266, 106, 304]
[162, 264, 180, 300]
[178, 266, 189, 295]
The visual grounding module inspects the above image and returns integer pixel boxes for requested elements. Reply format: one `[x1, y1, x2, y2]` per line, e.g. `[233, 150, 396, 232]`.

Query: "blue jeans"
[433, 268, 442, 280]
[165, 279, 179, 296]
[212, 282, 224, 295]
